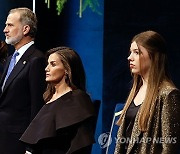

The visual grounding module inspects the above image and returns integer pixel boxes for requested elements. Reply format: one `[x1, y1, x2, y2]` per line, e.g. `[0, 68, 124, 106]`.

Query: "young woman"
[114, 30, 180, 154]
[20, 47, 95, 154]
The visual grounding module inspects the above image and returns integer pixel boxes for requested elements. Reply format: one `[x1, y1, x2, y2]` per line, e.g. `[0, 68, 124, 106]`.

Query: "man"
[0, 7, 46, 154]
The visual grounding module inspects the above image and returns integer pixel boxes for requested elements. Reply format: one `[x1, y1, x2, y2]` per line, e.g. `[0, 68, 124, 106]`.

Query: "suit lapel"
[1, 45, 35, 92]
[3, 60, 27, 91]
[0, 56, 11, 86]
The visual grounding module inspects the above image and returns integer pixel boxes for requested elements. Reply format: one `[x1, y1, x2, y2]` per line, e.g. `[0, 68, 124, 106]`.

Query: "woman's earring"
[65, 72, 68, 79]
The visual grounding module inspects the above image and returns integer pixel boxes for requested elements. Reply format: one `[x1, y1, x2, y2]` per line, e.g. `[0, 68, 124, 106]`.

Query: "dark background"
[102, 0, 180, 153]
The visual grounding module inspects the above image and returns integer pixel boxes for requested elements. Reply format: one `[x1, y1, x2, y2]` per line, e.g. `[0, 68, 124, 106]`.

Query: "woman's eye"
[50, 62, 56, 67]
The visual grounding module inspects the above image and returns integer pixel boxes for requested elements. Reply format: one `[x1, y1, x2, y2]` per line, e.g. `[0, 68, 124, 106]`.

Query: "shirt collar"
[15, 41, 34, 64]
[17, 41, 34, 57]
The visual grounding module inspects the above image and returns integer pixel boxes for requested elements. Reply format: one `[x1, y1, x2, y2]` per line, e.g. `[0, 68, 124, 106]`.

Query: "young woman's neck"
[141, 73, 149, 87]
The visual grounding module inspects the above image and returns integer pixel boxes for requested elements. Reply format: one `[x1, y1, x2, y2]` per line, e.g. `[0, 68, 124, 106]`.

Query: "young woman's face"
[128, 41, 151, 78]
[45, 53, 66, 84]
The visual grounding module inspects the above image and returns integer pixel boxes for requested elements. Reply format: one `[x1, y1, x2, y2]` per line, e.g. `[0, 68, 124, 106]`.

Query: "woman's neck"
[47, 82, 72, 104]
[55, 82, 72, 95]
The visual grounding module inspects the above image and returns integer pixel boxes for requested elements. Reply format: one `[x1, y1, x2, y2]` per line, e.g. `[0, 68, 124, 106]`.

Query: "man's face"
[3, 12, 24, 46]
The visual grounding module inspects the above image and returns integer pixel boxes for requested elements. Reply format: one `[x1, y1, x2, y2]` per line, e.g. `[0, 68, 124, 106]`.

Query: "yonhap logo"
[98, 132, 112, 148]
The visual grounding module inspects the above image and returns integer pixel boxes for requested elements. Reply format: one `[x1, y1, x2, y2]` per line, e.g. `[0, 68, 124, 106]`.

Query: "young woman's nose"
[127, 53, 133, 61]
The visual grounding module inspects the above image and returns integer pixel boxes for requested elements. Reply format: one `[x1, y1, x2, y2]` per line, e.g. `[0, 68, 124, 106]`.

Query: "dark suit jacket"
[0, 44, 46, 154]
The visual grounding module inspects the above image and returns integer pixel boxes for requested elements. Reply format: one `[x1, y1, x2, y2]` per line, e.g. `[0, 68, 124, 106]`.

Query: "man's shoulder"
[28, 45, 45, 57]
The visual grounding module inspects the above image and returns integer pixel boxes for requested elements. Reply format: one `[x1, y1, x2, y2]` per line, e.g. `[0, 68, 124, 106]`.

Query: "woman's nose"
[127, 53, 133, 61]
[45, 66, 49, 71]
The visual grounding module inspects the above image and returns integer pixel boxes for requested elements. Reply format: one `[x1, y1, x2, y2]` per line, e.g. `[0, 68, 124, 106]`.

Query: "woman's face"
[128, 41, 151, 78]
[45, 53, 66, 84]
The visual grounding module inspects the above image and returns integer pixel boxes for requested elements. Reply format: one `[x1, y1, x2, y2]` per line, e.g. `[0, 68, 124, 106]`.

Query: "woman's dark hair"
[0, 41, 8, 63]
[44, 46, 86, 102]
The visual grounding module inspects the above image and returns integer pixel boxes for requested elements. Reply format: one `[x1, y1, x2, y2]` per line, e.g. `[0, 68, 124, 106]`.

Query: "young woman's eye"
[135, 51, 139, 55]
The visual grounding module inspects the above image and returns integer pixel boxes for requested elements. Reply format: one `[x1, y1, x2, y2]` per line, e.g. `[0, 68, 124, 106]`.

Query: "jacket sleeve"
[161, 89, 180, 154]
[29, 56, 46, 120]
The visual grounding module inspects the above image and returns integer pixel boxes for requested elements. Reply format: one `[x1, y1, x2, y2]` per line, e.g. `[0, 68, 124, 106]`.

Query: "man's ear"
[23, 25, 30, 35]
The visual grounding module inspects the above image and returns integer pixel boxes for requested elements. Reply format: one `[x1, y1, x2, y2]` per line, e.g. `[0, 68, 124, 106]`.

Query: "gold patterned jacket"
[114, 86, 180, 154]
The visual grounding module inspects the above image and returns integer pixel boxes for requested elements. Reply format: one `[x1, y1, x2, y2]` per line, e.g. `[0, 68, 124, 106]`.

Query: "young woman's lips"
[129, 64, 135, 68]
